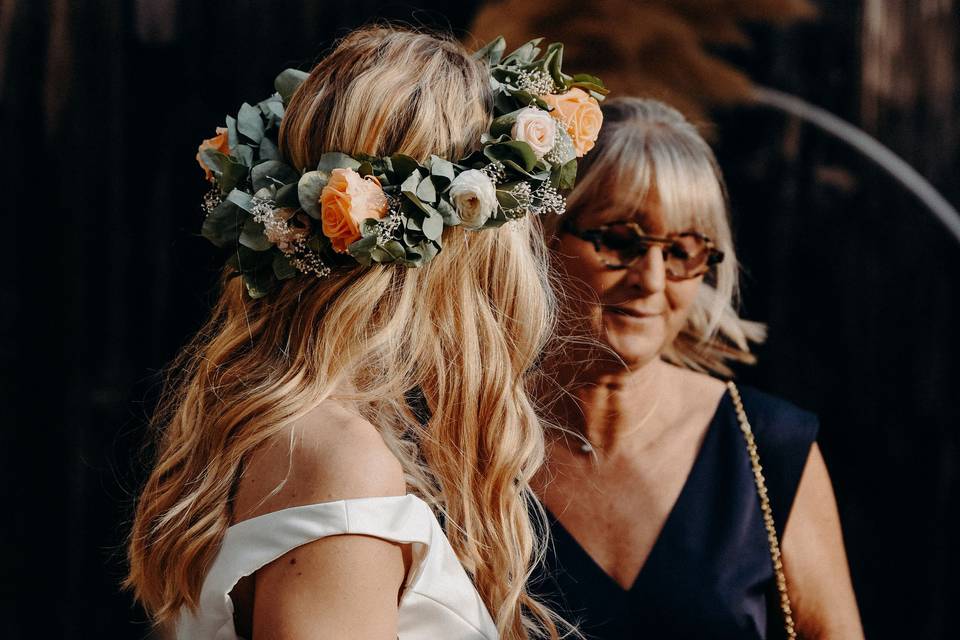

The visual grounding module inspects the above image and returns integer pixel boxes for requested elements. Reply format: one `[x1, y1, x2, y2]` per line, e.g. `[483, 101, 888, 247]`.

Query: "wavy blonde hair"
[544, 97, 765, 377]
[125, 27, 562, 639]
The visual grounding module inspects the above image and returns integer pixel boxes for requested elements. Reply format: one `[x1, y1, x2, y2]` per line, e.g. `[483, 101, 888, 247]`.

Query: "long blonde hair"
[125, 27, 560, 639]
[546, 97, 765, 376]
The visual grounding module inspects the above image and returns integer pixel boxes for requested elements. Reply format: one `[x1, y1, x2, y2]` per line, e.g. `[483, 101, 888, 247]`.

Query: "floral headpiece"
[197, 37, 608, 297]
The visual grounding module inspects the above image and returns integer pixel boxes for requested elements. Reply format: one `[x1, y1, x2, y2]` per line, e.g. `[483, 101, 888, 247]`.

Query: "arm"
[781, 443, 864, 640]
[232, 400, 409, 640]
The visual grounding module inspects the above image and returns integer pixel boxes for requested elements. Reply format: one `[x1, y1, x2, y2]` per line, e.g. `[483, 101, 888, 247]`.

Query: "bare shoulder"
[232, 398, 406, 524]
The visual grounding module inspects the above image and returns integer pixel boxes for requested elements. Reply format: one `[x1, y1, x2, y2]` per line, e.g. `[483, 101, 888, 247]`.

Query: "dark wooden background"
[1, 1, 957, 638]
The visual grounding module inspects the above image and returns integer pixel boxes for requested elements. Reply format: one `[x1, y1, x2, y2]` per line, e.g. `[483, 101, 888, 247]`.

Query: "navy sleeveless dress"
[532, 385, 819, 640]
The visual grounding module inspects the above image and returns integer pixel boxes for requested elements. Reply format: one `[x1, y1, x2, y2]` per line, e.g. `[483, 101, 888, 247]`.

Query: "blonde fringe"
[125, 27, 564, 640]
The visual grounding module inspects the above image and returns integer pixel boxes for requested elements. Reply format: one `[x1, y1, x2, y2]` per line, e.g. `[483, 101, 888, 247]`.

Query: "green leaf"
[427, 155, 456, 189]
[226, 188, 254, 212]
[240, 217, 272, 251]
[275, 68, 309, 104]
[237, 103, 264, 143]
[389, 154, 420, 182]
[400, 169, 423, 197]
[202, 199, 246, 248]
[569, 73, 610, 96]
[272, 253, 297, 280]
[502, 38, 543, 65]
[484, 140, 538, 172]
[242, 267, 275, 299]
[275, 182, 300, 208]
[436, 199, 460, 225]
[225, 115, 239, 154]
[544, 42, 569, 88]
[554, 158, 578, 190]
[416, 175, 437, 203]
[473, 37, 506, 66]
[252, 160, 299, 190]
[422, 211, 444, 241]
[496, 189, 521, 212]
[490, 110, 522, 138]
[357, 161, 374, 177]
[259, 136, 279, 161]
[316, 152, 360, 175]
[297, 171, 327, 219]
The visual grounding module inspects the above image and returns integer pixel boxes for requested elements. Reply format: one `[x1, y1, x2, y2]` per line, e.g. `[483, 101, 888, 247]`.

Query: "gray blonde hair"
[548, 97, 765, 376]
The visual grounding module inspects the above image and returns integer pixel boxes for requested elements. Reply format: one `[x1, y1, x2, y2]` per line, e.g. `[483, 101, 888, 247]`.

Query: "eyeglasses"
[562, 219, 724, 280]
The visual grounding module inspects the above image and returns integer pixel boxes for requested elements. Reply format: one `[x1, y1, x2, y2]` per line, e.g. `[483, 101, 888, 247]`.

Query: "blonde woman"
[532, 98, 863, 639]
[125, 28, 604, 640]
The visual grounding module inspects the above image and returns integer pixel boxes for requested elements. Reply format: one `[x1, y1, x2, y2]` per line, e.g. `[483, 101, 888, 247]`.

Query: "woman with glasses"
[533, 98, 863, 639]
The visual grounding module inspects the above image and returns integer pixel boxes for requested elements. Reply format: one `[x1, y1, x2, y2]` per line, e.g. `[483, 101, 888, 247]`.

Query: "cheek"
[553, 236, 610, 298]
[664, 280, 703, 333]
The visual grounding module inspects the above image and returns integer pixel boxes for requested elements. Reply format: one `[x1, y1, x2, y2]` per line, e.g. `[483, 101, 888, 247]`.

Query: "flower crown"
[197, 37, 608, 298]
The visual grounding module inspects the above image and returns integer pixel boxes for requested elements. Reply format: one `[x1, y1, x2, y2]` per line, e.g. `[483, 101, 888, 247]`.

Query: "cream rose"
[541, 88, 603, 157]
[449, 169, 497, 230]
[320, 168, 389, 253]
[511, 107, 557, 160]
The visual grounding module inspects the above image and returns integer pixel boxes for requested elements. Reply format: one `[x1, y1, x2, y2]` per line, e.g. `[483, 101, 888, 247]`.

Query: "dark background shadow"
[1, 1, 957, 638]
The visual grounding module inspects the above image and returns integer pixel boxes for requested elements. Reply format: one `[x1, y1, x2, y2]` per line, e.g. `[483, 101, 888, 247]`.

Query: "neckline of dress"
[546, 386, 732, 593]
[227, 493, 428, 532]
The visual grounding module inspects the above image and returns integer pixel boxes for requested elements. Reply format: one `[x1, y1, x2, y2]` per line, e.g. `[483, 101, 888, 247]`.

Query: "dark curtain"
[1, 1, 957, 638]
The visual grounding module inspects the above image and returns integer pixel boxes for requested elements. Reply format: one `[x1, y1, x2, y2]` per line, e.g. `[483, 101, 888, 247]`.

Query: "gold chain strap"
[726, 381, 798, 640]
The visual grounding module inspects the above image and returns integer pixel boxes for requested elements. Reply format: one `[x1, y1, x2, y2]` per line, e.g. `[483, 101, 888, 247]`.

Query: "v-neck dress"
[531, 385, 819, 640]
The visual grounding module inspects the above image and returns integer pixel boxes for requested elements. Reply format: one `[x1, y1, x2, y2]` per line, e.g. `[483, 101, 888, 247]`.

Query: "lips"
[605, 305, 664, 318]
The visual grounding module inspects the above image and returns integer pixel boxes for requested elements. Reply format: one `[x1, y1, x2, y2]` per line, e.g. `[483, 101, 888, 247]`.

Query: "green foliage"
[198, 37, 606, 297]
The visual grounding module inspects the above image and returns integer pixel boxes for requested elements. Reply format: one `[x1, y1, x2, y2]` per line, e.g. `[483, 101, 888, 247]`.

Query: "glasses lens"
[597, 224, 646, 264]
[665, 233, 710, 278]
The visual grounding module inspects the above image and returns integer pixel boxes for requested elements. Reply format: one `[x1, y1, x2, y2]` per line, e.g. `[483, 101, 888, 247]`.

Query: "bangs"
[567, 121, 728, 240]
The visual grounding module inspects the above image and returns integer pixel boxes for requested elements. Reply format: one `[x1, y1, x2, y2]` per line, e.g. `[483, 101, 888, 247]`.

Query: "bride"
[124, 26, 604, 640]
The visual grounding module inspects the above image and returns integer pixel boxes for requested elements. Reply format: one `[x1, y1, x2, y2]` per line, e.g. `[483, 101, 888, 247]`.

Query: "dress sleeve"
[737, 386, 820, 539]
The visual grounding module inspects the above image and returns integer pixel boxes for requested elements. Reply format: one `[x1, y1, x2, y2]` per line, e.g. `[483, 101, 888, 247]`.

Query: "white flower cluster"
[377, 197, 404, 245]
[202, 186, 223, 215]
[480, 161, 506, 184]
[514, 68, 557, 95]
[545, 126, 576, 165]
[502, 181, 566, 219]
[251, 197, 331, 278]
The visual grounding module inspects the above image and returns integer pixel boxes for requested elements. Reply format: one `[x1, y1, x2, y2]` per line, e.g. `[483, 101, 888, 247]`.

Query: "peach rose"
[320, 168, 389, 253]
[541, 88, 603, 157]
[196, 127, 231, 180]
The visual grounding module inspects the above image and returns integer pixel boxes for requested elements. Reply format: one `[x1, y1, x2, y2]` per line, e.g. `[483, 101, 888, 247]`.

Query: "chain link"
[727, 381, 798, 640]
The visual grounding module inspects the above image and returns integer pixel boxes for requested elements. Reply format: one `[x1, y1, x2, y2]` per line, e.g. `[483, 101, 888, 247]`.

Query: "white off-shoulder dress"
[175, 494, 498, 640]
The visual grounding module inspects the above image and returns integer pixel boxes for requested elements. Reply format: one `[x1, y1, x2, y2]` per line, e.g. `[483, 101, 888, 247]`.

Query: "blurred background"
[1, 0, 958, 638]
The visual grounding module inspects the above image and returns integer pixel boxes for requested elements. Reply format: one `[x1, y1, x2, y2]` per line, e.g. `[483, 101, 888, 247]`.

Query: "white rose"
[449, 169, 498, 230]
[511, 107, 557, 159]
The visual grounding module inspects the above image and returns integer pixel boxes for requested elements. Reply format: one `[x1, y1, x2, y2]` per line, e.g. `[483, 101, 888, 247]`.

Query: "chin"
[603, 333, 662, 369]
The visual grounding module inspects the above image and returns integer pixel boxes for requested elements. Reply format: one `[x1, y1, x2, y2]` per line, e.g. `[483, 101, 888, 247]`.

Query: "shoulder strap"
[726, 381, 798, 640]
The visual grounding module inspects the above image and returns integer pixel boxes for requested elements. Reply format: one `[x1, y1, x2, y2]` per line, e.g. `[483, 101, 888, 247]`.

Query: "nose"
[624, 245, 666, 293]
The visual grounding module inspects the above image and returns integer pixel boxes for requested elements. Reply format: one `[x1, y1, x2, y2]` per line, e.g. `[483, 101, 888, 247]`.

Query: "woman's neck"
[550, 356, 679, 457]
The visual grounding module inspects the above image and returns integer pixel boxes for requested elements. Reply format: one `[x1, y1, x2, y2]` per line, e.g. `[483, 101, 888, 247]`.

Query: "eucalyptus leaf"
[484, 140, 538, 172]
[297, 171, 327, 219]
[554, 158, 578, 190]
[243, 268, 275, 299]
[316, 152, 360, 174]
[235, 144, 254, 168]
[416, 175, 437, 203]
[252, 160, 299, 190]
[502, 38, 543, 65]
[272, 253, 297, 280]
[389, 154, 420, 182]
[225, 115, 239, 154]
[202, 199, 246, 248]
[436, 199, 460, 225]
[357, 161, 374, 177]
[473, 36, 506, 66]
[496, 189, 521, 212]
[275, 68, 309, 104]
[240, 217, 273, 251]
[275, 182, 299, 208]
[259, 136, 279, 161]
[422, 211, 444, 241]
[237, 102, 264, 143]
[226, 188, 254, 212]
[427, 155, 456, 189]
[218, 158, 248, 193]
